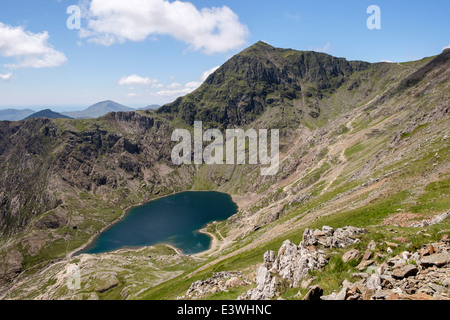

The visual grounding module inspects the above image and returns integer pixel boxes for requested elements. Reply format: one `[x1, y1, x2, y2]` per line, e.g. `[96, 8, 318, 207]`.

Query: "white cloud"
[0, 22, 67, 68]
[156, 88, 192, 97]
[0, 72, 12, 81]
[79, 0, 249, 54]
[444, 45, 450, 50]
[381, 60, 393, 63]
[200, 66, 220, 82]
[309, 42, 331, 54]
[155, 65, 219, 97]
[118, 74, 157, 86]
[167, 82, 183, 89]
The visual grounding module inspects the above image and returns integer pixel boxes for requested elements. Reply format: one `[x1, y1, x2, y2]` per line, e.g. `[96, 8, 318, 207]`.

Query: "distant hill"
[62, 100, 134, 119]
[24, 109, 73, 120]
[138, 104, 161, 110]
[0, 109, 35, 121]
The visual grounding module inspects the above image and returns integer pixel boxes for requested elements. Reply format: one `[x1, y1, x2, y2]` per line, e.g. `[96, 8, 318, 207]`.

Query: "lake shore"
[69, 190, 240, 258]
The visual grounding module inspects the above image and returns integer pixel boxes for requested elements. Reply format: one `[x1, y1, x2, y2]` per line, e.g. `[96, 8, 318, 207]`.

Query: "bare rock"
[366, 274, 382, 291]
[225, 277, 245, 288]
[420, 253, 450, 267]
[93, 272, 119, 293]
[342, 249, 360, 263]
[0, 249, 23, 286]
[367, 240, 377, 251]
[357, 260, 375, 271]
[264, 251, 275, 269]
[386, 241, 399, 248]
[372, 289, 391, 300]
[302, 285, 323, 300]
[362, 250, 373, 261]
[392, 265, 419, 279]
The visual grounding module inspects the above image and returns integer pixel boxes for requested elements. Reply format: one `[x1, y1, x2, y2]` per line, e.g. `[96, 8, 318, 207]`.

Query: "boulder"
[225, 277, 245, 288]
[420, 253, 450, 267]
[366, 274, 382, 291]
[362, 250, 373, 261]
[367, 240, 377, 251]
[386, 241, 399, 248]
[342, 249, 360, 263]
[356, 260, 374, 271]
[392, 265, 418, 279]
[93, 273, 119, 293]
[372, 289, 391, 300]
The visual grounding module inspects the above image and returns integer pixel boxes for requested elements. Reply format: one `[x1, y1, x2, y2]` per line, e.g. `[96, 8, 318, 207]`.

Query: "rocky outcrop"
[178, 272, 251, 300]
[320, 235, 450, 300]
[0, 250, 23, 287]
[238, 226, 366, 300]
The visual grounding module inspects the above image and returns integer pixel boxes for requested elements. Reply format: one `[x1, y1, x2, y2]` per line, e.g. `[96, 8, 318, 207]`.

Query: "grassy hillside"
[0, 44, 448, 299]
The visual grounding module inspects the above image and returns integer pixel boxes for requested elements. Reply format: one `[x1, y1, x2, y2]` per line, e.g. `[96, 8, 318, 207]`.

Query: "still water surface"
[81, 191, 238, 255]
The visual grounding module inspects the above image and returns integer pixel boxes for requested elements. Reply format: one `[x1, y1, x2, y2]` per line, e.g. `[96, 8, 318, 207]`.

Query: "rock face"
[0, 250, 23, 286]
[179, 272, 251, 300]
[238, 226, 366, 300]
[321, 235, 450, 300]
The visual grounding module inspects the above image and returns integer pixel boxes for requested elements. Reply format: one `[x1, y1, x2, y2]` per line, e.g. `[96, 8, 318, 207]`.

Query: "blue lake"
[80, 191, 238, 255]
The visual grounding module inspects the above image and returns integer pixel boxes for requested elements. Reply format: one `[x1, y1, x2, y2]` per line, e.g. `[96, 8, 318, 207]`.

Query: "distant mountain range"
[61, 100, 135, 119]
[24, 109, 73, 120]
[0, 101, 162, 121]
[138, 104, 161, 111]
[0, 109, 35, 121]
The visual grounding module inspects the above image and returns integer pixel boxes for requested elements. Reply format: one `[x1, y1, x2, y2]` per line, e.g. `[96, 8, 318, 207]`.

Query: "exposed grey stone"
[342, 249, 360, 263]
[420, 253, 450, 267]
[372, 289, 390, 300]
[366, 274, 382, 291]
[392, 265, 418, 279]
[264, 251, 275, 269]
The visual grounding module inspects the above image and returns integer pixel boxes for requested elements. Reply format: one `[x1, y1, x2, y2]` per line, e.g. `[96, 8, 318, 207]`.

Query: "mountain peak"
[24, 109, 72, 120]
[243, 41, 275, 54]
[63, 100, 134, 119]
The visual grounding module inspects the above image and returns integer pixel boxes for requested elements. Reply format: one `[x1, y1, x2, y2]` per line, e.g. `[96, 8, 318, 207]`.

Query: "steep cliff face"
[0, 43, 448, 295]
[157, 42, 371, 128]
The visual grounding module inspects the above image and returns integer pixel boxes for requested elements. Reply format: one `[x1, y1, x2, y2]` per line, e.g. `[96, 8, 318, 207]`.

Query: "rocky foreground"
[318, 235, 450, 300]
[180, 225, 450, 301]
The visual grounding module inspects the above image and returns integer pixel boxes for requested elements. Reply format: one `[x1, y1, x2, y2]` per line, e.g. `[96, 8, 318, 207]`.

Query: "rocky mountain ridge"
[0, 43, 448, 299]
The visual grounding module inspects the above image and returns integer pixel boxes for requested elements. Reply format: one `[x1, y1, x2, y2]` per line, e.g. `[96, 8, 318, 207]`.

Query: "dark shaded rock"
[303, 285, 323, 300]
[35, 213, 68, 229]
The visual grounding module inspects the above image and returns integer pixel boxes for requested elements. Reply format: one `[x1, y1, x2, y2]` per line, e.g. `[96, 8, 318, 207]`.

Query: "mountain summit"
[62, 100, 134, 119]
[158, 42, 370, 127]
[24, 109, 72, 120]
[0, 44, 448, 299]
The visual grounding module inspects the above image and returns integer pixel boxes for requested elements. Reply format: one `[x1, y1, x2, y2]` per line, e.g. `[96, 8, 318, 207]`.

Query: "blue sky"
[0, 0, 448, 111]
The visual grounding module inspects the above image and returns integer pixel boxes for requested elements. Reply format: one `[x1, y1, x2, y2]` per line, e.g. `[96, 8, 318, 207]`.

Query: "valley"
[0, 42, 448, 300]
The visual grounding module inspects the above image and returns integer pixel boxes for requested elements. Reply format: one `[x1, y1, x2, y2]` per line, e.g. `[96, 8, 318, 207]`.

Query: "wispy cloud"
[0, 72, 12, 81]
[118, 74, 158, 86]
[155, 65, 219, 97]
